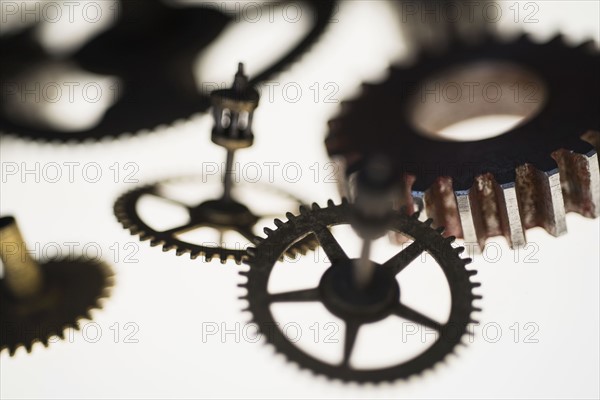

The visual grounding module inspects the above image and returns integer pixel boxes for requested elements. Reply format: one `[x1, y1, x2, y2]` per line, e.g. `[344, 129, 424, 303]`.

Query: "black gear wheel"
[114, 177, 317, 264]
[326, 33, 600, 248]
[240, 200, 480, 383]
[0, 0, 335, 143]
[1, 258, 113, 356]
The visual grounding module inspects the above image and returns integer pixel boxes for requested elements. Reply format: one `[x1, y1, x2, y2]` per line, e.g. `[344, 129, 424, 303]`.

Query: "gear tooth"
[246, 247, 257, 257]
[234, 254, 244, 265]
[424, 218, 433, 226]
[575, 39, 597, 52]
[139, 233, 151, 241]
[220, 255, 228, 264]
[499, 184, 529, 249]
[340, 197, 349, 205]
[190, 251, 200, 260]
[327, 199, 335, 207]
[473, 294, 483, 300]
[515, 163, 567, 237]
[435, 226, 445, 234]
[547, 33, 565, 46]
[471, 281, 481, 288]
[263, 227, 274, 236]
[473, 307, 482, 312]
[149, 239, 161, 247]
[274, 218, 284, 228]
[175, 248, 187, 256]
[470, 318, 480, 324]
[311, 202, 321, 210]
[299, 205, 309, 215]
[411, 211, 420, 219]
[466, 269, 477, 276]
[444, 235, 456, 243]
[238, 270, 249, 277]
[517, 32, 532, 43]
[285, 212, 296, 220]
[463, 257, 473, 265]
[454, 246, 465, 254]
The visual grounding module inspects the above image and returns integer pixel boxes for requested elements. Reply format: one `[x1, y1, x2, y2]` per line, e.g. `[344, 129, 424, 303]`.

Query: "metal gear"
[0, 0, 336, 143]
[326, 33, 600, 249]
[114, 177, 316, 264]
[0, 217, 113, 355]
[1, 258, 113, 355]
[240, 200, 480, 383]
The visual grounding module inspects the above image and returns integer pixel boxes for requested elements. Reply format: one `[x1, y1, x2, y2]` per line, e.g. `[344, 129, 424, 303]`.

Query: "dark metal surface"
[0, 0, 336, 142]
[240, 200, 480, 382]
[326, 34, 600, 247]
[0, 258, 113, 356]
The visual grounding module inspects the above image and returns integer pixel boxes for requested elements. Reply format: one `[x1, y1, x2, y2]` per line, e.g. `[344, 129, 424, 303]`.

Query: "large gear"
[0, 0, 335, 142]
[114, 177, 316, 264]
[240, 200, 480, 382]
[326, 34, 600, 249]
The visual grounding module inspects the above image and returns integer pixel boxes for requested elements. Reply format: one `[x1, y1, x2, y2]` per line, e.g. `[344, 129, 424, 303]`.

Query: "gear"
[114, 177, 316, 264]
[1, 258, 113, 356]
[0, 0, 336, 142]
[326, 34, 600, 249]
[240, 200, 480, 383]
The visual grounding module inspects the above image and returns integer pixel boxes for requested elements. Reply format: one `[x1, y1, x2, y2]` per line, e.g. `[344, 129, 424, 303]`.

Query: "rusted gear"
[0, 217, 113, 356]
[326, 34, 600, 249]
[240, 200, 480, 383]
[114, 177, 317, 264]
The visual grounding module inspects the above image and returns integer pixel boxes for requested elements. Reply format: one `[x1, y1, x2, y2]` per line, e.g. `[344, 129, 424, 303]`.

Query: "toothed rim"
[239, 199, 481, 383]
[0, 258, 114, 356]
[113, 176, 319, 264]
[326, 33, 600, 248]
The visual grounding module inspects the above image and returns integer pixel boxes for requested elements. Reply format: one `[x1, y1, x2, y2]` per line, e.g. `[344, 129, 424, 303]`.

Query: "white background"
[1, 1, 599, 399]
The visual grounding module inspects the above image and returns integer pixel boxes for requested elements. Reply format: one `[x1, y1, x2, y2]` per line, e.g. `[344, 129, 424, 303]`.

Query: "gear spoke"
[314, 226, 348, 264]
[149, 193, 191, 209]
[394, 303, 443, 331]
[160, 222, 199, 235]
[383, 241, 425, 275]
[267, 287, 320, 303]
[237, 227, 260, 244]
[342, 320, 361, 367]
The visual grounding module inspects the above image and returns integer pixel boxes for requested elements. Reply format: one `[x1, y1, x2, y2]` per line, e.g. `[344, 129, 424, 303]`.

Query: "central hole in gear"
[408, 61, 547, 141]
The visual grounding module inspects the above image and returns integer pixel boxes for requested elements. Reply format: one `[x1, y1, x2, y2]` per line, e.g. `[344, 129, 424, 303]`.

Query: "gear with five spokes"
[240, 200, 480, 382]
[114, 177, 316, 264]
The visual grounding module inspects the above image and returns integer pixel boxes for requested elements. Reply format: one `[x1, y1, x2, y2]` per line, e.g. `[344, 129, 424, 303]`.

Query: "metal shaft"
[353, 239, 375, 290]
[0, 216, 43, 299]
[222, 149, 235, 202]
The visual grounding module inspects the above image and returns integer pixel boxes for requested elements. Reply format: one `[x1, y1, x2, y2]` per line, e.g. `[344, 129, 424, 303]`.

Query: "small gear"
[114, 177, 316, 264]
[0, 217, 113, 355]
[240, 200, 480, 382]
[0, 0, 336, 143]
[326, 34, 600, 249]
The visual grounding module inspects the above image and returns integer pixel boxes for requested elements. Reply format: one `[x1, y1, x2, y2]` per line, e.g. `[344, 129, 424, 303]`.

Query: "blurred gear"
[326, 34, 600, 249]
[0, 0, 336, 142]
[0, 217, 113, 356]
[240, 200, 480, 382]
